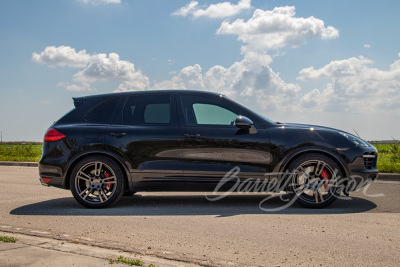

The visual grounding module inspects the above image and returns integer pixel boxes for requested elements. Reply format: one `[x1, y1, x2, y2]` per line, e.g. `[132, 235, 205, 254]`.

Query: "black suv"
[39, 90, 378, 208]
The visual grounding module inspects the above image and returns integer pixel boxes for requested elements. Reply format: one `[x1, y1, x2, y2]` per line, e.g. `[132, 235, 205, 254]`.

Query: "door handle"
[110, 132, 126, 137]
[184, 134, 200, 138]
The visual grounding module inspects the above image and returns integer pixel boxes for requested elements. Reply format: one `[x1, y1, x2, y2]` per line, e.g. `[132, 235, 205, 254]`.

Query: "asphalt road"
[0, 166, 399, 266]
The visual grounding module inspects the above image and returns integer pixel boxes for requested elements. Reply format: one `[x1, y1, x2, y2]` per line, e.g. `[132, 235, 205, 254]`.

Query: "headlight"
[338, 132, 370, 147]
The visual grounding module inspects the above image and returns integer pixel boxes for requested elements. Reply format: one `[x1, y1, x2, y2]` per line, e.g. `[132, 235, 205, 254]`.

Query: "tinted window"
[181, 95, 239, 126]
[193, 103, 237, 125]
[144, 103, 170, 123]
[123, 95, 171, 125]
[85, 98, 120, 123]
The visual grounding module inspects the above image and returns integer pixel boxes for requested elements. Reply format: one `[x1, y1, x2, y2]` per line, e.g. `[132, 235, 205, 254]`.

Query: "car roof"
[80, 90, 224, 100]
[72, 90, 227, 108]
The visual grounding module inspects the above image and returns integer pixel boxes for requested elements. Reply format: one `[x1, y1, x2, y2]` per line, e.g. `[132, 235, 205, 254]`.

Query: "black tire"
[70, 155, 125, 208]
[286, 153, 343, 208]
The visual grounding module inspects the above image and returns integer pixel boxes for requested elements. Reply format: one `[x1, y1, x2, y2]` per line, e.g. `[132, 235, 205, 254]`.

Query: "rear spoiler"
[73, 97, 86, 108]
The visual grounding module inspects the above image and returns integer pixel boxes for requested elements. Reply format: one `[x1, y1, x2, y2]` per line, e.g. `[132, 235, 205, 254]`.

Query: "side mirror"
[235, 115, 253, 129]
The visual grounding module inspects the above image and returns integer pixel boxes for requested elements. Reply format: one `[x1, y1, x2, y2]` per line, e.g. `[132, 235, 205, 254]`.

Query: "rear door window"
[123, 95, 173, 125]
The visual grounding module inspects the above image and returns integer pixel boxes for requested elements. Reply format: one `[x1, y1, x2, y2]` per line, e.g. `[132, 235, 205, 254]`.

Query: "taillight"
[44, 128, 66, 142]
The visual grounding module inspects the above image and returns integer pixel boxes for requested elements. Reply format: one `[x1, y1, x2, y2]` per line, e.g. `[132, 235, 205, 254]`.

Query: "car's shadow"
[10, 193, 378, 216]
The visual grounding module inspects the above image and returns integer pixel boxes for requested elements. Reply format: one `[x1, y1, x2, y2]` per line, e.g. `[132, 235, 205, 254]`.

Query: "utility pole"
[1, 131, 2, 143]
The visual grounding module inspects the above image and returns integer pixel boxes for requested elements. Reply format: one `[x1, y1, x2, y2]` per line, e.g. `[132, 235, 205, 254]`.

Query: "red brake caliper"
[104, 172, 112, 189]
[321, 169, 330, 189]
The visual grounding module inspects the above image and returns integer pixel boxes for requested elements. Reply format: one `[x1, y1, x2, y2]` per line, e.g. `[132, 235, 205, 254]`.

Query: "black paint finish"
[39, 90, 378, 193]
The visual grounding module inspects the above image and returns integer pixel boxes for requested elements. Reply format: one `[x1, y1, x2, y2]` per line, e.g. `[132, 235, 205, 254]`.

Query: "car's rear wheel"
[286, 153, 343, 208]
[70, 156, 125, 208]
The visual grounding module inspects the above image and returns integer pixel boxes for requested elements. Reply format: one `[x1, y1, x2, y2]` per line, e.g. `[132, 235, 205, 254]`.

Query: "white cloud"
[161, 5, 334, 112]
[57, 82, 96, 92]
[77, 0, 121, 5]
[297, 54, 400, 113]
[40, 100, 49, 104]
[364, 44, 371, 49]
[172, 0, 251, 19]
[152, 64, 204, 91]
[73, 53, 147, 83]
[114, 78, 150, 92]
[175, 64, 205, 90]
[34, 46, 148, 92]
[32, 46, 91, 68]
[217, 6, 339, 54]
[297, 56, 373, 80]
[172, 1, 199, 17]
[152, 54, 300, 112]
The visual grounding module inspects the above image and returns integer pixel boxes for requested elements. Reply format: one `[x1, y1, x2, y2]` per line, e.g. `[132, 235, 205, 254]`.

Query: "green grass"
[0, 143, 42, 162]
[371, 142, 400, 173]
[108, 256, 156, 266]
[0, 142, 399, 173]
[108, 256, 157, 266]
[0, 236, 18, 243]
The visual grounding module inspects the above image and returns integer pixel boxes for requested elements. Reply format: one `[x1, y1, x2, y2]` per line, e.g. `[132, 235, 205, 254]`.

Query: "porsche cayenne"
[39, 90, 378, 208]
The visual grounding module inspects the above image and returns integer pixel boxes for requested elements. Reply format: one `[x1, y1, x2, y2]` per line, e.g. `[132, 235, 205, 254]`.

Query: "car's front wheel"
[70, 156, 125, 208]
[286, 153, 344, 208]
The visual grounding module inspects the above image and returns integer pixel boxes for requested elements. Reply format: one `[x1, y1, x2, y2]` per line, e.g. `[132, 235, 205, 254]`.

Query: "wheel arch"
[63, 150, 131, 191]
[277, 147, 350, 188]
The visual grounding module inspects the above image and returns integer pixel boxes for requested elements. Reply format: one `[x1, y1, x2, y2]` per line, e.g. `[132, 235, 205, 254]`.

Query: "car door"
[178, 93, 272, 184]
[106, 93, 183, 188]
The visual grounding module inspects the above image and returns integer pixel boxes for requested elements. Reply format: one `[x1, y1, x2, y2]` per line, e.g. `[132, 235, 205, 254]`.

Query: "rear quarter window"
[85, 98, 120, 124]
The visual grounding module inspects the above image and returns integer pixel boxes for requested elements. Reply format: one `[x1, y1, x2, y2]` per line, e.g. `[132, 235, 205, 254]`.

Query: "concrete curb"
[0, 230, 196, 267]
[1, 161, 399, 181]
[378, 173, 400, 181]
[0, 161, 38, 167]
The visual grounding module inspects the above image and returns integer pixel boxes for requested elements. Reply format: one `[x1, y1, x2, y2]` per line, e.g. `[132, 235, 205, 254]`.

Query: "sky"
[1, 0, 400, 141]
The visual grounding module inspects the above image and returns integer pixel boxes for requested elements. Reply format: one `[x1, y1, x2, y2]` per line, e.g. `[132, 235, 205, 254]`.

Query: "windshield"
[223, 95, 275, 124]
[252, 110, 275, 123]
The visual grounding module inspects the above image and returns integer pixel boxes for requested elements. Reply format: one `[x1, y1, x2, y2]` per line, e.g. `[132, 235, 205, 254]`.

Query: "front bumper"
[345, 153, 379, 192]
[346, 169, 379, 192]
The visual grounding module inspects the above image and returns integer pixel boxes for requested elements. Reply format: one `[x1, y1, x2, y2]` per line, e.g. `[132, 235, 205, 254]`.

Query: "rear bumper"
[38, 174, 64, 188]
[38, 162, 66, 189]
[39, 177, 50, 186]
[38, 139, 70, 189]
